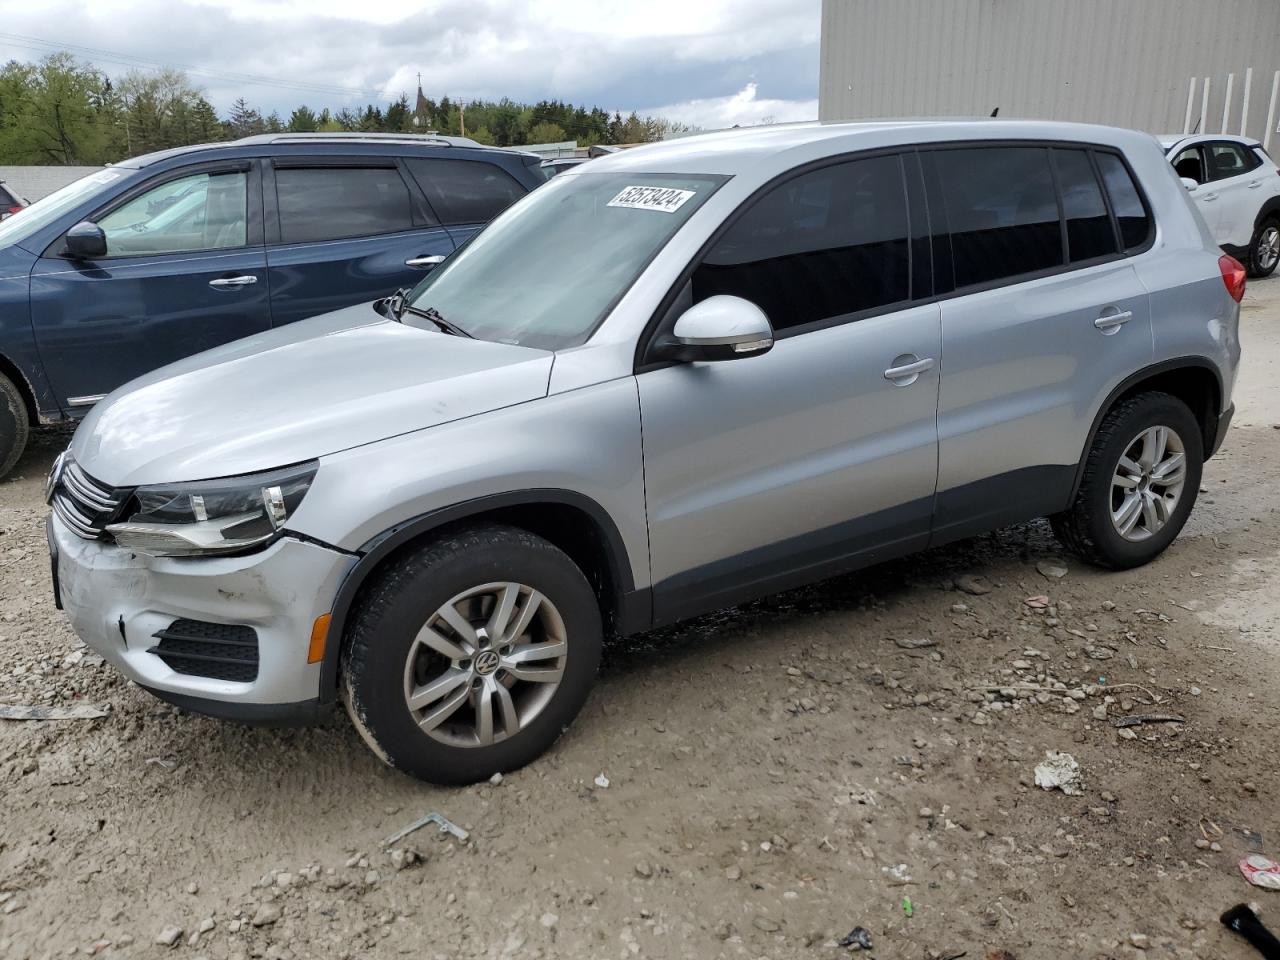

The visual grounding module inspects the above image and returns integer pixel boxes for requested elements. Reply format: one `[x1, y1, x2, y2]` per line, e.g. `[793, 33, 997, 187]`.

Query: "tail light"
[1219, 254, 1247, 304]
[5, 205, 21, 215]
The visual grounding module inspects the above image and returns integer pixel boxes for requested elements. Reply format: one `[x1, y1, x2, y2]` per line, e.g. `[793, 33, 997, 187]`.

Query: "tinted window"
[935, 147, 1062, 288]
[1171, 146, 1204, 184]
[406, 158, 526, 224]
[692, 154, 910, 332]
[1053, 149, 1118, 263]
[275, 167, 413, 244]
[1095, 153, 1151, 251]
[1206, 142, 1260, 180]
[98, 171, 248, 256]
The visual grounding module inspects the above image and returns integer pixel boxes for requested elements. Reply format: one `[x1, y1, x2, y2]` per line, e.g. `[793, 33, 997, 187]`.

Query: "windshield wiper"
[402, 303, 474, 339]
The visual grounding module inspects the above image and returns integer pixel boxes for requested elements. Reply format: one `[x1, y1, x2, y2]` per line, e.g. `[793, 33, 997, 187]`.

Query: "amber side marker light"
[308, 614, 332, 664]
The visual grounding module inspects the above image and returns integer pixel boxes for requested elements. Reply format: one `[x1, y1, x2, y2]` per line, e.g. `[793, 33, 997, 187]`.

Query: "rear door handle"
[883, 356, 935, 384]
[208, 275, 258, 288]
[1094, 309, 1133, 333]
[1248, 180, 1263, 188]
[405, 255, 445, 268]
[1201, 192, 1219, 201]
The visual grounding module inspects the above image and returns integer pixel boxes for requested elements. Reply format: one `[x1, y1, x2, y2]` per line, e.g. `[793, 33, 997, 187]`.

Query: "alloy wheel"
[1258, 225, 1280, 272]
[1110, 425, 1187, 542]
[402, 582, 567, 747]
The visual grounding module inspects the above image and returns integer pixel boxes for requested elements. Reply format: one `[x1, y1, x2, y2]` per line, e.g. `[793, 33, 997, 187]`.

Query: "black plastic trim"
[317, 489, 642, 703]
[929, 464, 1077, 548]
[1211, 403, 1235, 457]
[142, 686, 324, 727]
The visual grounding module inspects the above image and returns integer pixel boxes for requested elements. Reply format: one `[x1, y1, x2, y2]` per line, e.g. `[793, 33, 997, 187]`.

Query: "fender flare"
[318, 489, 641, 702]
[1067, 357, 1224, 503]
[1255, 195, 1280, 233]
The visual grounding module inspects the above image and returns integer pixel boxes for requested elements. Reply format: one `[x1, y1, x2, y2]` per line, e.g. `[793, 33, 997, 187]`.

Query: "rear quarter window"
[406, 158, 527, 225]
[1093, 152, 1152, 252]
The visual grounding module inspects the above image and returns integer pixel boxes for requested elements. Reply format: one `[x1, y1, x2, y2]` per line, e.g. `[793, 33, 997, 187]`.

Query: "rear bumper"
[1210, 403, 1235, 457]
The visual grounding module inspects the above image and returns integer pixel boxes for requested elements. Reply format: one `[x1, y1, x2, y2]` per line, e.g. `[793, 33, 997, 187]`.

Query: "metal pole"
[1200, 77, 1211, 134]
[1183, 77, 1197, 134]
[1265, 71, 1280, 152]
[1241, 67, 1253, 137]
[1221, 73, 1234, 133]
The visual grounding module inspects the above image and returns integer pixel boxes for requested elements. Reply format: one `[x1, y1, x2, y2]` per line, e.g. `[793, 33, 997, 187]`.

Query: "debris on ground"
[984, 951, 1017, 960]
[593, 773, 610, 788]
[384, 811, 469, 845]
[891, 636, 938, 649]
[938, 953, 967, 960]
[837, 926, 873, 950]
[902, 895, 914, 918]
[1240, 855, 1280, 891]
[1033, 751, 1083, 796]
[1023, 595, 1050, 609]
[0, 702, 109, 720]
[954, 574, 993, 595]
[1112, 714, 1186, 728]
[1035, 559, 1069, 579]
[1220, 903, 1280, 958]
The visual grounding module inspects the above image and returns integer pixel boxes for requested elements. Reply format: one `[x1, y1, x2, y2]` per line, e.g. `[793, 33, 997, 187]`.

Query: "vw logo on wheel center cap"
[474, 650, 500, 676]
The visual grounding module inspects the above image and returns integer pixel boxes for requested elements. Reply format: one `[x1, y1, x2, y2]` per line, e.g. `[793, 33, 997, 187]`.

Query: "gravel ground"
[2, 277, 1279, 960]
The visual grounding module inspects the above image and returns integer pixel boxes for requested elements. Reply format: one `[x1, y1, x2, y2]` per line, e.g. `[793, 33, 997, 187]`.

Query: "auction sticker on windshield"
[607, 185, 696, 214]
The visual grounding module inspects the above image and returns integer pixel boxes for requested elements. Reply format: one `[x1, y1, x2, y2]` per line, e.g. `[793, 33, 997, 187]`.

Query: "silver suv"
[47, 120, 1242, 784]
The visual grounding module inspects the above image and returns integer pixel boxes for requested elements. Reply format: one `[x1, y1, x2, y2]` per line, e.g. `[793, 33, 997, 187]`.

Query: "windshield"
[405, 171, 725, 350]
[0, 168, 126, 249]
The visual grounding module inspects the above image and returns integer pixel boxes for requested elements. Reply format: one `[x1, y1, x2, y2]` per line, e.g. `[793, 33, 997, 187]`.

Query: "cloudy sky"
[0, 0, 820, 129]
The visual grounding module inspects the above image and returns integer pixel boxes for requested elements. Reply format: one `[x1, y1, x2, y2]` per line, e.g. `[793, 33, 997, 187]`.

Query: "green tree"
[288, 105, 318, 132]
[527, 121, 566, 144]
[227, 97, 264, 138]
[384, 94, 411, 132]
[468, 125, 496, 145]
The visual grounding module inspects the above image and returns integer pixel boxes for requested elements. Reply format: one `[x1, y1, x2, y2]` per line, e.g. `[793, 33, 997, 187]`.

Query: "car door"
[1170, 144, 1222, 236]
[29, 161, 270, 411]
[637, 153, 942, 624]
[924, 145, 1154, 544]
[403, 157, 529, 247]
[263, 159, 455, 327]
[1204, 141, 1264, 248]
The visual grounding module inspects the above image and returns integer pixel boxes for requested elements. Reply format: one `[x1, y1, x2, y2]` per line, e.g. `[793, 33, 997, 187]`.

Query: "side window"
[98, 171, 247, 256]
[405, 158, 527, 224]
[1206, 142, 1260, 181]
[1094, 152, 1152, 251]
[934, 147, 1062, 288]
[1052, 149, 1118, 263]
[691, 154, 910, 333]
[275, 167, 413, 244]
[1171, 146, 1204, 184]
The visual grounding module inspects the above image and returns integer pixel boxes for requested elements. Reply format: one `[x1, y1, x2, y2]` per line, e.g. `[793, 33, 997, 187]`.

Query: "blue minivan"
[0, 133, 544, 475]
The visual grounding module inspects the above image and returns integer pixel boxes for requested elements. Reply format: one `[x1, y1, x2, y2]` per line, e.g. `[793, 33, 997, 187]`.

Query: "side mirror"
[1180, 176, 1200, 192]
[64, 221, 107, 259]
[655, 295, 774, 363]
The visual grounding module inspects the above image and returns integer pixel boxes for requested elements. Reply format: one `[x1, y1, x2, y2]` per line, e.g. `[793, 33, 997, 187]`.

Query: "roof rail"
[234, 132, 483, 148]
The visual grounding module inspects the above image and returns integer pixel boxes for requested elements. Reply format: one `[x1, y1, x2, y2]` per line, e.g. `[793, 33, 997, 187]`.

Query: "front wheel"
[1247, 217, 1279, 278]
[0, 372, 29, 480]
[1051, 392, 1203, 569]
[341, 524, 602, 784]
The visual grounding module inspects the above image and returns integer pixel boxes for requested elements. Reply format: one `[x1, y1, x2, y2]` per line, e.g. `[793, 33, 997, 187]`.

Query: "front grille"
[51, 460, 129, 540]
[149, 619, 260, 683]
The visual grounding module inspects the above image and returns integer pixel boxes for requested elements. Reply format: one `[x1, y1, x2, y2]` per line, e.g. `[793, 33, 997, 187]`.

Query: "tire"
[0, 372, 30, 480]
[341, 523, 602, 785]
[1246, 216, 1279, 279]
[1051, 391, 1203, 570]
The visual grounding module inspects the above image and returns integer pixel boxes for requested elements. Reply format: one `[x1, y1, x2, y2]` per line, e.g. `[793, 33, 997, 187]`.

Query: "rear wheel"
[1247, 217, 1279, 278]
[1051, 392, 1202, 569]
[342, 524, 602, 784]
[0, 372, 29, 480]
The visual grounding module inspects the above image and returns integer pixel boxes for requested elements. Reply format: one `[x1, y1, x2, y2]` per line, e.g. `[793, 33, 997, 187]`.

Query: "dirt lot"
[2, 278, 1279, 960]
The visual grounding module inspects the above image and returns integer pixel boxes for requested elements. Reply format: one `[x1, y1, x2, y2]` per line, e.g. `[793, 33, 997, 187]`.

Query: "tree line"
[0, 52, 695, 166]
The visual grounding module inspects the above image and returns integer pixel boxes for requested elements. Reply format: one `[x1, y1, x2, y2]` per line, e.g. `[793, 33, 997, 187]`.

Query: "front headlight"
[105, 461, 318, 557]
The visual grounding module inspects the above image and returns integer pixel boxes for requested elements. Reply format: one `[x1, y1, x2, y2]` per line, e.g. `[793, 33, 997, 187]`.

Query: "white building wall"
[820, 0, 1280, 144]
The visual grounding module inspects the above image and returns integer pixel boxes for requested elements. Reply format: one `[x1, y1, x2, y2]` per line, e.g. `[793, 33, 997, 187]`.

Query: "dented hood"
[71, 302, 553, 486]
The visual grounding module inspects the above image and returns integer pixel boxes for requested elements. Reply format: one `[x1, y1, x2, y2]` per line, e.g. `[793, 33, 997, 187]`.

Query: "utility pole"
[459, 99, 465, 137]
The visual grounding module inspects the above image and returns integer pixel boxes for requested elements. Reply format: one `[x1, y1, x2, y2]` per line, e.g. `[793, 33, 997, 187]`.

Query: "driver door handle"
[405, 255, 445, 268]
[208, 275, 258, 288]
[1201, 192, 1219, 201]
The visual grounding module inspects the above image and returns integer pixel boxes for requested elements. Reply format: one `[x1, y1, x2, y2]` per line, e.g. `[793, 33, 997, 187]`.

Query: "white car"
[1162, 134, 1280, 277]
